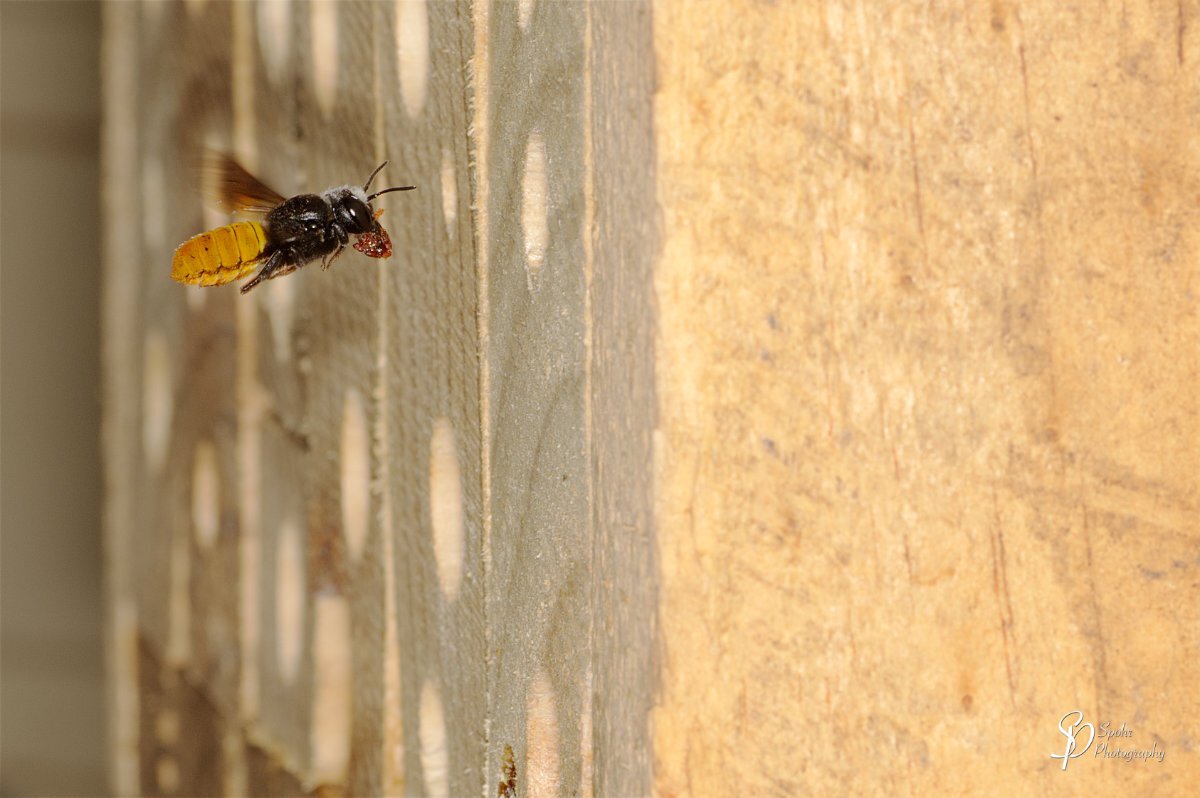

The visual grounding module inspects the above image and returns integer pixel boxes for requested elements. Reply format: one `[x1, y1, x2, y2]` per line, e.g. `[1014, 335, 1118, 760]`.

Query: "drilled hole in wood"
[310, 0, 339, 116]
[257, 0, 291, 82]
[266, 278, 295, 361]
[142, 330, 172, 472]
[155, 710, 179, 745]
[341, 388, 370, 561]
[419, 680, 449, 798]
[518, 0, 534, 31]
[166, 531, 191, 667]
[142, 0, 165, 28]
[311, 593, 353, 784]
[429, 417, 465, 601]
[156, 754, 180, 794]
[525, 669, 561, 798]
[198, 135, 227, 250]
[396, 0, 429, 118]
[275, 517, 305, 684]
[192, 440, 220, 549]
[142, 157, 165, 253]
[521, 131, 548, 287]
[440, 148, 457, 230]
[222, 729, 248, 798]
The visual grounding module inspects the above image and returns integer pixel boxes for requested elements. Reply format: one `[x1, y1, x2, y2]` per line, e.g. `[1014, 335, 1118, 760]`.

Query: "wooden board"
[651, 1, 1199, 795]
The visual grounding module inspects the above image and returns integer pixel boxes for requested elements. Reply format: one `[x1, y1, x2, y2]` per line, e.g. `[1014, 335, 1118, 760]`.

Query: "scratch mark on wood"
[1015, 22, 1063, 422]
[818, 235, 837, 441]
[868, 509, 883, 589]
[989, 485, 1017, 706]
[733, 562, 808, 600]
[901, 526, 915, 585]
[845, 604, 858, 669]
[825, 317, 837, 441]
[1016, 41, 1043, 216]
[877, 393, 899, 481]
[688, 443, 705, 571]
[906, 111, 928, 271]
[738, 679, 748, 730]
[1015, 34, 1049, 283]
[1179, 0, 1187, 66]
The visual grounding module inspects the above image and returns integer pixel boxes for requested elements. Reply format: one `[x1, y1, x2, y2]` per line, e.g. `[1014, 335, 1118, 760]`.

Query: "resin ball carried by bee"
[171, 154, 415, 293]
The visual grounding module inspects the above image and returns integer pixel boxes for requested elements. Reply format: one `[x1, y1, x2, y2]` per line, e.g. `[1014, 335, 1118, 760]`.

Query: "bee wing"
[203, 152, 288, 214]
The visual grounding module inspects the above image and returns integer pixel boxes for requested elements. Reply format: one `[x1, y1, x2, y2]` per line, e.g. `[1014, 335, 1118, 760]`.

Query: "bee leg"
[321, 245, 346, 271]
[240, 250, 288, 294]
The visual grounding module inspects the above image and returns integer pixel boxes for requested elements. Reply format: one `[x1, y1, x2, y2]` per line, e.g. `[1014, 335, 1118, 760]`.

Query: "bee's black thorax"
[263, 194, 343, 266]
[261, 187, 380, 271]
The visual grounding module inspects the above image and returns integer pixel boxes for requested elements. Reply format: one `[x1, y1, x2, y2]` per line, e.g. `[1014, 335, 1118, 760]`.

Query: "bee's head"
[325, 164, 415, 237]
[327, 187, 378, 235]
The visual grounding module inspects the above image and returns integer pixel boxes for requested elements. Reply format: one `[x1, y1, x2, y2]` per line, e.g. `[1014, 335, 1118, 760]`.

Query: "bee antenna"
[367, 185, 417, 202]
[363, 160, 389, 192]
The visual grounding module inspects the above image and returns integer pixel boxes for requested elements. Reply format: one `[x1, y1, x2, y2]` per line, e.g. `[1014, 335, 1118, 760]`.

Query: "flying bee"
[171, 154, 414, 293]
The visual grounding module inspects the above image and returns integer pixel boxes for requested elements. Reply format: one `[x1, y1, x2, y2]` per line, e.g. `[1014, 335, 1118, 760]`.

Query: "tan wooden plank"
[651, 2, 1200, 795]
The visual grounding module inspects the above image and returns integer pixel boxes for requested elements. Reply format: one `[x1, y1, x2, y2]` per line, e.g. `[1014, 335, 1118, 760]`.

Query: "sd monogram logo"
[1050, 710, 1095, 770]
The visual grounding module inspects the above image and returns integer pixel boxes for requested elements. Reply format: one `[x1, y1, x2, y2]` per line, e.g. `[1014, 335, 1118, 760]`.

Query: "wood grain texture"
[651, 1, 1199, 795]
[479, 2, 592, 794]
[586, 3, 659, 797]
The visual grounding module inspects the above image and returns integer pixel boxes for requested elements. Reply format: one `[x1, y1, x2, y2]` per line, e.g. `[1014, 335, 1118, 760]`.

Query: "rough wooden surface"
[585, 3, 659, 796]
[652, 1, 1199, 795]
[477, 4, 593, 797]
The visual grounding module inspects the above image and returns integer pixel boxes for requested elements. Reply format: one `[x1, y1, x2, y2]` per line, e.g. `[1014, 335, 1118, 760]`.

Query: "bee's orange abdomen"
[171, 222, 268, 286]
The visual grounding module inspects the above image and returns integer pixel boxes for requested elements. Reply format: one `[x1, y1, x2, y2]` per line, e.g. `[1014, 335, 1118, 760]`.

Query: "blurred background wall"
[1, 1, 107, 795]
